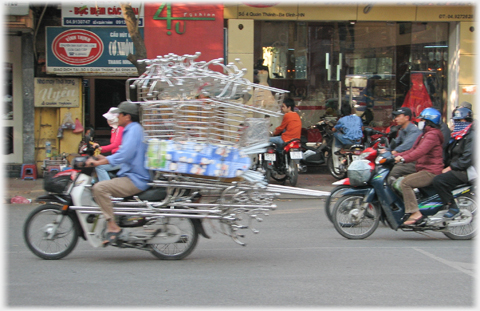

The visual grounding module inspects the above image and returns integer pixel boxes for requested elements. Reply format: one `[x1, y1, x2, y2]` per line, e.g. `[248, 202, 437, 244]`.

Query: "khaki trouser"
[92, 177, 142, 221]
[400, 170, 437, 214]
[387, 162, 416, 186]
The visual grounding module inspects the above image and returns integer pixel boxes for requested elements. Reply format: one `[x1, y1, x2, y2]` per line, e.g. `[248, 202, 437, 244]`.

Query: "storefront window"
[255, 21, 449, 129]
[259, 22, 308, 80]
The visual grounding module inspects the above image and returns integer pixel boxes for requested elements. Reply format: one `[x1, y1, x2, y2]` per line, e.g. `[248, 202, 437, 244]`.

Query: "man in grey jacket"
[382, 107, 422, 185]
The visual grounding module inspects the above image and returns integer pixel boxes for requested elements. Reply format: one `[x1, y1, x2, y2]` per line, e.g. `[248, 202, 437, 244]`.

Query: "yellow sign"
[227, 4, 474, 22]
[416, 5, 474, 21]
[298, 5, 357, 21]
[34, 78, 82, 107]
[236, 4, 298, 20]
[357, 4, 416, 21]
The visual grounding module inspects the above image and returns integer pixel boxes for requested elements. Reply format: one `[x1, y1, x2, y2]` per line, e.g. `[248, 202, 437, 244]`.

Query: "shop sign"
[230, 3, 474, 22]
[237, 4, 298, 19]
[144, 3, 224, 63]
[34, 78, 82, 107]
[61, 2, 144, 27]
[357, 4, 417, 21]
[416, 5, 474, 21]
[52, 29, 104, 66]
[46, 27, 143, 76]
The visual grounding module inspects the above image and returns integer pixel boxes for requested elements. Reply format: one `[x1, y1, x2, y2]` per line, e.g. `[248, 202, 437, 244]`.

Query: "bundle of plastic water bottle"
[127, 53, 289, 184]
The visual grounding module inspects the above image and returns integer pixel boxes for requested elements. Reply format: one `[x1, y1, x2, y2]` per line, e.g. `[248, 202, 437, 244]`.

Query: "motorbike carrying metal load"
[125, 52, 330, 244]
[24, 53, 331, 261]
[127, 53, 328, 244]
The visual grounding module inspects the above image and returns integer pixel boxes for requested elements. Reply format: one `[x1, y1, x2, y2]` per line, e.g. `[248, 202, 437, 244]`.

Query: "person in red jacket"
[270, 97, 302, 152]
[394, 108, 444, 225]
[92, 107, 125, 181]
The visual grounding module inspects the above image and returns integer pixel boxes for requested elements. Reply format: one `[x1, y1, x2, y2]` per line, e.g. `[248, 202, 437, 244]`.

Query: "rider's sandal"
[403, 215, 425, 226]
[102, 230, 123, 247]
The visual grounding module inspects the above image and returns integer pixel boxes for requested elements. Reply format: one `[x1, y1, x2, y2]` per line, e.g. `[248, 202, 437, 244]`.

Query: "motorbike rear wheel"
[332, 195, 380, 239]
[443, 193, 476, 240]
[23, 204, 79, 260]
[149, 218, 199, 260]
[287, 159, 298, 187]
[262, 158, 272, 182]
[326, 154, 347, 180]
[270, 160, 288, 183]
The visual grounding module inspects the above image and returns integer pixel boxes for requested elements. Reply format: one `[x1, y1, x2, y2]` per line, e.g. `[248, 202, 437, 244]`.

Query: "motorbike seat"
[418, 184, 437, 197]
[418, 183, 472, 200]
[284, 138, 301, 145]
[124, 187, 168, 201]
[341, 143, 364, 150]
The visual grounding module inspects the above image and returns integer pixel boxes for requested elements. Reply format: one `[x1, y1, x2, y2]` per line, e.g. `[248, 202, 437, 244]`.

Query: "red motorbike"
[324, 130, 393, 223]
[261, 138, 303, 187]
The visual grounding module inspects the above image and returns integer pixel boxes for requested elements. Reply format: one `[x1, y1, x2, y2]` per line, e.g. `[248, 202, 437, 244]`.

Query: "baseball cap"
[111, 101, 139, 116]
[102, 107, 119, 121]
[459, 101, 472, 110]
[392, 107, 412, 118]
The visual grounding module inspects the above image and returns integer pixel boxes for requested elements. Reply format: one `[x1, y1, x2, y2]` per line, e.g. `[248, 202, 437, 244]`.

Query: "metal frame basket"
[101, 53, 329, 245]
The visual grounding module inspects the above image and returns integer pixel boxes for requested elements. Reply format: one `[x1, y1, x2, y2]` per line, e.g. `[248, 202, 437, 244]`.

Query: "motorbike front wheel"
[443, 193, 476, 240]
[150, 218, 199, 260]
[23, 204, 79, 260]
[332, 195, 380, 239]
[326, 154, 347, 180]
[324, 185, 352, 223]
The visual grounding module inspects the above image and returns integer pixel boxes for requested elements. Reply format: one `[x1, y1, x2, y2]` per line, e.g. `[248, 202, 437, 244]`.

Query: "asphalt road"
[5, 199, 475, 308]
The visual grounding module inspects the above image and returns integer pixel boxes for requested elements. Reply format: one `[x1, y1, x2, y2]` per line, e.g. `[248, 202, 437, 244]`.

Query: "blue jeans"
[269, 136, 285, 153]
[95, 163, 121, 181]
[333, 132, 358, 148]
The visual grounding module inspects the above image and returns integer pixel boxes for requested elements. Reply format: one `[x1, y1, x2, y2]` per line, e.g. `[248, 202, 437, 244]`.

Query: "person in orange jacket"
[270, 97, 302, 152]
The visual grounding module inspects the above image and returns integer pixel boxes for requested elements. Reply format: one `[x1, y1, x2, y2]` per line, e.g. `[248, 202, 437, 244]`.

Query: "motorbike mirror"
[84, 127, 95, 140]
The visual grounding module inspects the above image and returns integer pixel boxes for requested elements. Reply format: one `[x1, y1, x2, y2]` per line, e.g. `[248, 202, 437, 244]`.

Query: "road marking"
[413, 247, 475, 277]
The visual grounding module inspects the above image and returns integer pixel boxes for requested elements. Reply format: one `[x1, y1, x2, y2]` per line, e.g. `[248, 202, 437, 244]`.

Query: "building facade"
[3, 2, 476, 176]
[225, 3, 476, 128]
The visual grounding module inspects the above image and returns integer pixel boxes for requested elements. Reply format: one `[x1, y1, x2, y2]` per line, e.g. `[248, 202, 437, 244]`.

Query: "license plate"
[264, 153, 276, 161]
[290, 151, 303, 159]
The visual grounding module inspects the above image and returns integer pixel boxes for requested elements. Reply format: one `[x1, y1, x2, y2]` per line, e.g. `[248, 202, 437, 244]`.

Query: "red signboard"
[51, 29, 104, 66]
[144, 3, 224, 62]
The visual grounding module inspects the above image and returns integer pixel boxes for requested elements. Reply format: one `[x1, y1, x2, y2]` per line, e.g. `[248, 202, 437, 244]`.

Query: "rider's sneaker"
[443, 202, 460, 218]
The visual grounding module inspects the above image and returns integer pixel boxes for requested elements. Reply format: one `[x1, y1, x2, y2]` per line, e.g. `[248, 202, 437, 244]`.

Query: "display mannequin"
[254, 70, 277, 110]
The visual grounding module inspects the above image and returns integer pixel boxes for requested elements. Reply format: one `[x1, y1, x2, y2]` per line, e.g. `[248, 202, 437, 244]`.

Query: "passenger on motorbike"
[394, 108, 445, 225]
[270, 97, 302, 153]
[331, 103, 363, 152]
[433, 106, 475, 218]
[86, 101, 151, 245]
[92, 107, 125, 181]
[380, 107, 421, 185]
